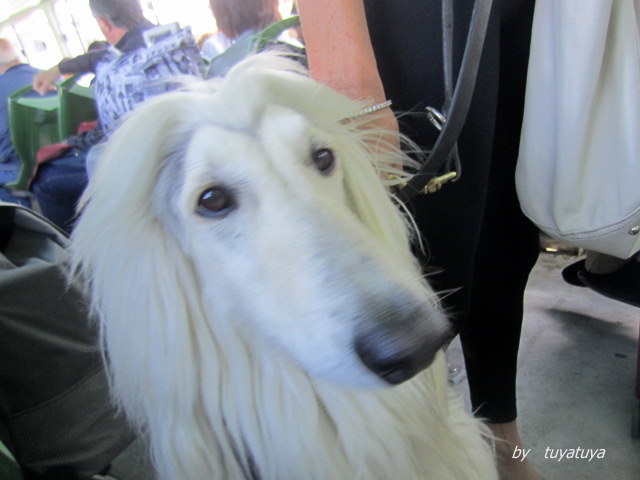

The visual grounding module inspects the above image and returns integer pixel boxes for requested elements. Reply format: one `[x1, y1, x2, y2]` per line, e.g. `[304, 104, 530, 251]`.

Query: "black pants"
[364, 0, 540, 422]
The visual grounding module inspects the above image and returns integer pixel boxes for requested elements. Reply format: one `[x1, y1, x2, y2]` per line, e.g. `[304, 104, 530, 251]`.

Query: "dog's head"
[71, 54, 451, 391]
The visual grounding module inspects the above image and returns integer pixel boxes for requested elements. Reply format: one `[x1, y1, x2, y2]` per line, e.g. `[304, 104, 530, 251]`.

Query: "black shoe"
[561, 259, 587, 287]
[577, 258, 640, 308]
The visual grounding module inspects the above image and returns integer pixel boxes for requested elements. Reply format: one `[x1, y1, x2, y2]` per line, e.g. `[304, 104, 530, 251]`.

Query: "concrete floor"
[448, 251, 640, 480]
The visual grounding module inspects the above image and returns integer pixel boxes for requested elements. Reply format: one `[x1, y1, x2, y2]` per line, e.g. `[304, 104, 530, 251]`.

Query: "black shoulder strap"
[397, 0, 493, 202]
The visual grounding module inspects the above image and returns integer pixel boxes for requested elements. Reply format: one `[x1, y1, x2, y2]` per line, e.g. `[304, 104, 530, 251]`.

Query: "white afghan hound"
[70, 54, 497, 480]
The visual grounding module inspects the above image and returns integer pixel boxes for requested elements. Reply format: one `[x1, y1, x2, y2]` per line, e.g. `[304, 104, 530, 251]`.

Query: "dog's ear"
[69, 94, 249, 477]
[69, 94, 212, 420]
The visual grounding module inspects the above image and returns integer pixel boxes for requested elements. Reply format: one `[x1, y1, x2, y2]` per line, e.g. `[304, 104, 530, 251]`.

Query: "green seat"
[251, 15, 301, 51]
[58, 74, 97, 140]
[6, 85, 61, 191]
[0, 441, 23, 480]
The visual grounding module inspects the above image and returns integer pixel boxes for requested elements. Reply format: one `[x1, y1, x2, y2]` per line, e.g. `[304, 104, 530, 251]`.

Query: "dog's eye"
[312, 148, 336, 174]
[197, 186, 236, 218]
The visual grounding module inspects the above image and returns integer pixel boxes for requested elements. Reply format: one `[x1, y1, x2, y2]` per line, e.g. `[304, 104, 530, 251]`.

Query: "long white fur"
[70, 54, 497, 480]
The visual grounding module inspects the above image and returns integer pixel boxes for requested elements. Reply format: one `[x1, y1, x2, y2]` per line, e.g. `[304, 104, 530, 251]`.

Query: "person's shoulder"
[21, 63, 40, 75]
[119, 21, 157, 52]
[0, 63, 40, 83]
[7, 63, 40, 75]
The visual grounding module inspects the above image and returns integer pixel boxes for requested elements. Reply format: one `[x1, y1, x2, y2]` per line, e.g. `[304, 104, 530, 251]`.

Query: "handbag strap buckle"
[424, 171, 458, 194]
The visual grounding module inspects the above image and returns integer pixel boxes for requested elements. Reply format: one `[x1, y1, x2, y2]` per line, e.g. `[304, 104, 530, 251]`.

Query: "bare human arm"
[33, 65, 61, 95]
[33, 51, 100, 95]
[297, 0, 401, 168]
[297, 0, 384, 102]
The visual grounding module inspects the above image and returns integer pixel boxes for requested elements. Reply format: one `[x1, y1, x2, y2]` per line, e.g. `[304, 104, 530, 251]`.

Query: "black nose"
[354, 313, 452, 385]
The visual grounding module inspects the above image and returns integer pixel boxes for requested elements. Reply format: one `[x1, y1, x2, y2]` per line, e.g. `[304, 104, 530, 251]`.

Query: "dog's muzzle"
[354, 305, 453, 385]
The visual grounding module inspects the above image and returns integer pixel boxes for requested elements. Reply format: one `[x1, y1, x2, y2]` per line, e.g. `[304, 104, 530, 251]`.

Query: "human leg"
[365, 1, 542, 478]
[85, 142, 107, 179]
[0, 154, 32, 207]
[459, 3, 542, 479]
[30, 150, 88, 233]
[460, 0, 538, 424]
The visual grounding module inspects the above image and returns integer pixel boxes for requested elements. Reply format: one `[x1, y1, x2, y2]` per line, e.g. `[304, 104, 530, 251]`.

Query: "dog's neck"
[145, 309, 487, 479]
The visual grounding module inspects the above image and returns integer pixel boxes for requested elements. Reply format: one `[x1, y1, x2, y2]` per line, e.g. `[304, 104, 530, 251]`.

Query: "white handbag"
[516, 0, 640, 259]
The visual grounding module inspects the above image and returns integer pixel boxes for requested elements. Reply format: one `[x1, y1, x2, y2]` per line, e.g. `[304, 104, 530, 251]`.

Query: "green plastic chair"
[6, 85, 61, 191]
[58, 73, 97, 140]
[252, 15, 301, 51]
[0, 441, 23, 480]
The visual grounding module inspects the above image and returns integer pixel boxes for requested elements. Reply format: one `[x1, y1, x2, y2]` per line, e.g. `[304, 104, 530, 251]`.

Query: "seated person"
[31, 0, 203, 232]
[30, 125, 104, 233]
[205, 0, 305, 78]
[33, 0, 156, 97]
[203, 0, 281, 71]
[203, 0, 282, 60]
